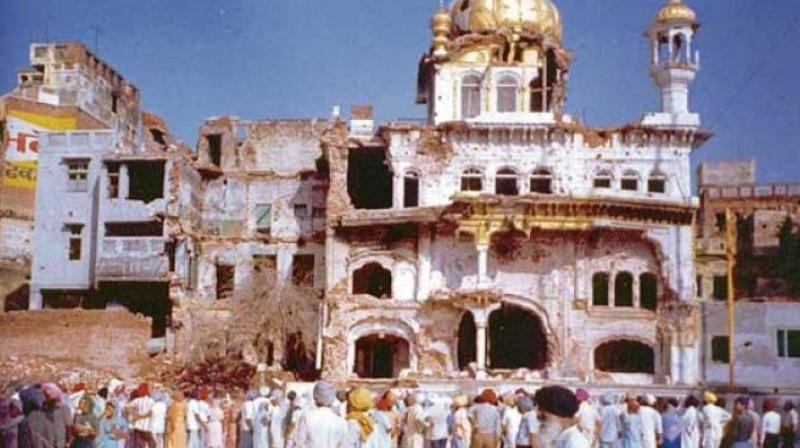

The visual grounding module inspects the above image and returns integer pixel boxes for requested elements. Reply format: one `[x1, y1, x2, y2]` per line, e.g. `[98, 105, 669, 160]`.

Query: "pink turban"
[42, 383, 63, 401]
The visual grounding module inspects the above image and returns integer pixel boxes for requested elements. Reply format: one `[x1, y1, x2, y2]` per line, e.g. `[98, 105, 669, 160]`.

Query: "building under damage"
[5, 0, 799, 391]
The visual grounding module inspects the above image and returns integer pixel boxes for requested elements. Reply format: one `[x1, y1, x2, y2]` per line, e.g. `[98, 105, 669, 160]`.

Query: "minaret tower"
[643, 0, 700, 127]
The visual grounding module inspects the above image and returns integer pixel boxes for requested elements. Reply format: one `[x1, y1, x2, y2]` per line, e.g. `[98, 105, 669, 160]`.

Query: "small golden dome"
[452, 0, 563, 42]
[431, 8, 453, 33]
[656, 0, 697, 25]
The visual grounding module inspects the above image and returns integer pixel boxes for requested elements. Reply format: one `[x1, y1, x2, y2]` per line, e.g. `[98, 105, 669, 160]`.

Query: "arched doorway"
[457, 312, 477, 370]
[594, 340, 655, 374]
[354, 334, 410, 379]
[488, 304, 548, 369]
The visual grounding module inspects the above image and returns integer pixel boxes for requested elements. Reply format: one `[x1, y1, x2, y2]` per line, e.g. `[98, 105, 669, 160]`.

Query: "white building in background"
[320, 0, 710, 386]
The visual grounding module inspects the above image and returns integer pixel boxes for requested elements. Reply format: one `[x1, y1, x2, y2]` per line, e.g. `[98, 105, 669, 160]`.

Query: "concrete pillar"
[476, 320, 488, 375]
[476, 243, 489, 286]
[393, 172, 403, 209]
[29, 286, 43, 310]
[416, 226, 432, 301]
[119, 164, 130, 199]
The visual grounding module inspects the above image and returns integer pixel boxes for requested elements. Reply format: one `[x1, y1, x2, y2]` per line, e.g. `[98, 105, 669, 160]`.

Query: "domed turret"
[655, 0, 697, 26]
[452, 0, 562, 42]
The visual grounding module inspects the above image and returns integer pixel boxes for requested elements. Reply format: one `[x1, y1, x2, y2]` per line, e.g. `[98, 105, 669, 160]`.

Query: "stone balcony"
[96, 237, 168, 280]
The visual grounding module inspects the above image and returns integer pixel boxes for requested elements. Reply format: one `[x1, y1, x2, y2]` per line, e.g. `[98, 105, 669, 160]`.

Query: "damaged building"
[18, 0, 800, 392]
[319, 0, 706, 386]
[695, 160, 800, 389]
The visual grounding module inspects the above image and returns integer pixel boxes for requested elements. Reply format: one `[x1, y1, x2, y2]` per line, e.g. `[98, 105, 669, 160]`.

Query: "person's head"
[703, 391, 718, 405]
[404, 394, 416, 407]
[453, 395, 469, 410]
[534, 386, 580, 430]
[347, 387, 373, 414]
[287, 391, 297, 403]
[626, 397, 640, 413]
[683, 395, 699, 409]
[78, 395, 94, 414]
[20, 387, 44, 415]
[667, 398, 679, 409]
[42, 383, 62, 406]
[312, 381, 336, 408]
[600, 393, 616, 406]
[136, 383, 150, 399]
[335, 390, 347, 403]
[103, 402, 115, 419]
[517, 395, 535, 414]
[97, 387, 108, 400]
[8, 399, 22, 418]
[376, 398, 392, 412]
[783, 401, 795, 412]
[734, 397, 749, 414]
[270, 389, 284, 405]
[480, 389, 498, 406]
[575, 388, 590, 403]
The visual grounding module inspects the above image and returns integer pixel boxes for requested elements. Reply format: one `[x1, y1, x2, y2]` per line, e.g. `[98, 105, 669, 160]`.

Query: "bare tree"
[186, 264, 319, 379]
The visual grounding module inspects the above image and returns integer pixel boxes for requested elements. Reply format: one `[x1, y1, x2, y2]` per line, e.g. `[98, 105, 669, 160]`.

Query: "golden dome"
[452, 0, 563, 42]
[656, 0, 697, 25]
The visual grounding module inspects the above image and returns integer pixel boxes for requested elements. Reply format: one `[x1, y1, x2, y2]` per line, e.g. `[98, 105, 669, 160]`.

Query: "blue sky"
[2, 0, 799, 182]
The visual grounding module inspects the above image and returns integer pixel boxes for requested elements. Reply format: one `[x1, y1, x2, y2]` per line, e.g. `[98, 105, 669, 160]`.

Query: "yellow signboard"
[3, 161, 37, 190]
[2, 108, 76, 190]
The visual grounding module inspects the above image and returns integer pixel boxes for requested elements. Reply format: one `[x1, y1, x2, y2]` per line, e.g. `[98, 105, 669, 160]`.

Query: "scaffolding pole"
[725, 208, 736, 391]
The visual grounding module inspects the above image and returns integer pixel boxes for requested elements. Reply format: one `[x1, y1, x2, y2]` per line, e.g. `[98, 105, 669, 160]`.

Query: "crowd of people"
[1, 379, 799, 448]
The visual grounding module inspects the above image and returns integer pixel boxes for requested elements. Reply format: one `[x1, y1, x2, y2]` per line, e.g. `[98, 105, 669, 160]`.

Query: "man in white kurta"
[401, 394, 426, 448]
[575, 389, 599, 446]
[252, 388, 271, 448]
[701, 392, 730, 448]
[293, 382, 348, 448]
[639, 396, 662, 448]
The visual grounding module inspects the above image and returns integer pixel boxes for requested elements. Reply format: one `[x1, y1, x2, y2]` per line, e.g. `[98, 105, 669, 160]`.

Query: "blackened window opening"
[348, 148, 393, 209]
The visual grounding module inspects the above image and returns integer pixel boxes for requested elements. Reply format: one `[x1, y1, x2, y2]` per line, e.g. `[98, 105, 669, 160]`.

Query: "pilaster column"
[393, 172, 403, 209]
[476, 243, 489, 287]
[416, 226, 432, 301]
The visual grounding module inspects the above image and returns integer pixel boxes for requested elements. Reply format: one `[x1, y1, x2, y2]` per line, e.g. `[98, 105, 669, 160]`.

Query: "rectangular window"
[593, 177, 611, 189]
[207, 134, 222, 167]
[696, 275, 703, 298]
[65, 224, 83, 260]
[105, 221, 163, 237]
[294, 204, 308, 220]
[254, 204, 272, 233]
[715, 213, 727, 232]
[712, 275, 728, 301]
[621, 178, 638, 191]
[648, 179, 666, 194]
[711, 336, 729, 364]
[66, 159, 89, 192]
[216, 264, 235, 300]
[312, 207, 326, 218]
[777, 330, 800, 358]
[291, 254, 315, 286]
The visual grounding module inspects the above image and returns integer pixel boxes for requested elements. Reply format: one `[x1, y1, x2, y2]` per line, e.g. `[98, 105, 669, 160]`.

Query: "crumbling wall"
[243, 120, 326, 175]
[0, 309, 151, 379]
[697, 161, 756, 187]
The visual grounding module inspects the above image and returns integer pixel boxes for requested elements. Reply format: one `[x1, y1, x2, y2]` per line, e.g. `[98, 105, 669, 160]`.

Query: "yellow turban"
[453, 395, 469, 408]
[704, 391, 717, 404]
[347, 387, 374, 441]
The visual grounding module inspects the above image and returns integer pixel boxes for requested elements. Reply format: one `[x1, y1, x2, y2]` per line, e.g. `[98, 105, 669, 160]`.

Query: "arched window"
[496, 74, 519, 113]
[403, 170, 419, 208]
[495, 168, 519, 196]
[615, 272, 634, 307]
[594, 340, 655, 373]
[352, 262, 392, 298]
[530, 168, 553, 194]
[461, 74, 482, 119]
[593, 170, 613, 189]
[354, 334, 410, 378]
[647, 172, 667, 194]
[672, 34, 685, 62]
[621, 171, 639, 192]
[592, 272, 609, 306]
[460, 168, 483, 192]
[640, 273, 658, 311]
